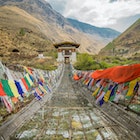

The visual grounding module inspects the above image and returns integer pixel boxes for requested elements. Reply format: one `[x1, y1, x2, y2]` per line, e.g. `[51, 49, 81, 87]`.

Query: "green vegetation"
[44, 50, 57, 59]
[29, 58, 57, 71]
[19, 28, 26, 36]
[74, 53, 100, 70]
[34, 63, 57, 70]
[74, 53, 138, 70]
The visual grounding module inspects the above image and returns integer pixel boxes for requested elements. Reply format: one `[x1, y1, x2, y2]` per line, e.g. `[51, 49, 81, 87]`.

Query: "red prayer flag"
[73, 74, 80, 80]
[21, 78, 29, 90]
[0, 83, 6, 96]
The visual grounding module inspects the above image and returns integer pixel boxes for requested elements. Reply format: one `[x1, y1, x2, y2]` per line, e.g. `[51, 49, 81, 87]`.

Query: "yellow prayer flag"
[8, 80, 20, 98]
[126, 78, 140, 97]
[104, 90, 111, 102]
[92, 87, 100, 96]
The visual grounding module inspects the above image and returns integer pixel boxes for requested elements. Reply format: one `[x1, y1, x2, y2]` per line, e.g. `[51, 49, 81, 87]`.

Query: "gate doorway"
[65, 57, 70, 64]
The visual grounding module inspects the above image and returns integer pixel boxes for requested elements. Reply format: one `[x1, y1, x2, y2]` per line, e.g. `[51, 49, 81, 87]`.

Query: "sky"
[46, 0, 140, 32]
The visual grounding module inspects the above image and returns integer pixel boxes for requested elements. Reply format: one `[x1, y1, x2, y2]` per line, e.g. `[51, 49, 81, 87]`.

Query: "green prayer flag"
[24, 76, 31, 88]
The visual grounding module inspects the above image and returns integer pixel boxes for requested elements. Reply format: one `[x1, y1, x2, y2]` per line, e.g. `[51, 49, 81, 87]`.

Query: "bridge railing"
[0, 62, 64, 122]
[71, 64, 140, 138]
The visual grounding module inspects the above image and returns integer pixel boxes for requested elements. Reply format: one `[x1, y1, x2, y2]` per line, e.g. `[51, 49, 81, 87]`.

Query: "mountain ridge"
[67, 18, 120, 39]
[99, 18, 140, 58]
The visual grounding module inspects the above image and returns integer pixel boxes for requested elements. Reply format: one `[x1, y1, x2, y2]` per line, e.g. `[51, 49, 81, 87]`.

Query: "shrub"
[19, 28, 25, 36]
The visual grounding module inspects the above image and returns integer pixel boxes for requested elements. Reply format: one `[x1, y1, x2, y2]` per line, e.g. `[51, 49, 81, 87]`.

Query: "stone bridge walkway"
[1, 65, 139, 140]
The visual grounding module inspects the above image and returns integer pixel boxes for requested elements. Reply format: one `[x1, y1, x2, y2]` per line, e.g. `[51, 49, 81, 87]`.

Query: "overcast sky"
[46, 0, 140, 32]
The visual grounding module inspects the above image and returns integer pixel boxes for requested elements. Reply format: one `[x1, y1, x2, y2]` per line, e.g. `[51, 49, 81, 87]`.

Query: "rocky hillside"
[99, 18, 140, 58]
[0, 6, 56, 68]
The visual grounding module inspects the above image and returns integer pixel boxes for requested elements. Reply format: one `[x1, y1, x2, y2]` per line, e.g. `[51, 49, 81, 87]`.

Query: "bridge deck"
[1, 65, 139, 140]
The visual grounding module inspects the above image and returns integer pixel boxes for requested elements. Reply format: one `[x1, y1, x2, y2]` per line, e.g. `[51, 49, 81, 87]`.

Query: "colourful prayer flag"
[21, 77, 29, 90]
[1, 79, 14, 97]
[0, 83, 6, 96]
[8, 80, 20, 98]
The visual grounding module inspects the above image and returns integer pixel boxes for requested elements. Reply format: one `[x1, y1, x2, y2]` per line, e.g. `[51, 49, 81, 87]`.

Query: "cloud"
[109, 14, 140, 32]
[46, 0, 140, 32]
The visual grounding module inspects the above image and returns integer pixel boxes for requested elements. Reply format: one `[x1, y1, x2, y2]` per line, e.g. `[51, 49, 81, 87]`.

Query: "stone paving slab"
[11, 106, 135, 140]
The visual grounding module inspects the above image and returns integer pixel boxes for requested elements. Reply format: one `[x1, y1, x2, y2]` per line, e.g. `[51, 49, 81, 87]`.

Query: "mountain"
[0, 0, 67, 26]
[0, 0, 120, 67]
[67, 18, 120, 39]
[99, 18, 140, 58]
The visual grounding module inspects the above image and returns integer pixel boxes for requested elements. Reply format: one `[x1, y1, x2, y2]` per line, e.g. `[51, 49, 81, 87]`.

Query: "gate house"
[54, 42, 80, 63]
